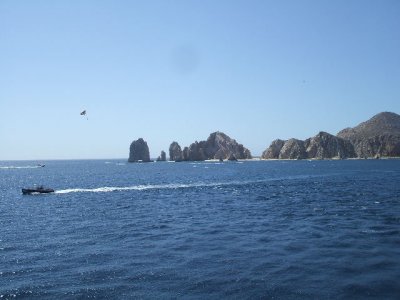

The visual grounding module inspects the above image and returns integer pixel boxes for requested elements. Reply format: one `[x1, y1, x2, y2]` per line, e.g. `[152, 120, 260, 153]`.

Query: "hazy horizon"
[1, 1, 400, 160]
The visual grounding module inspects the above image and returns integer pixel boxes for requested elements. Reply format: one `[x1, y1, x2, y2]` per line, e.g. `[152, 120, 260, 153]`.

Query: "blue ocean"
[1, 159, 399, 299]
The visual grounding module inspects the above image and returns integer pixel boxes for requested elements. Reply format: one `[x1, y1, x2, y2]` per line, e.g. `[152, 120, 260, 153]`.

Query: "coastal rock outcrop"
[279, 139, 306, 159]
[182, 147, 190, 161]
[261, 132, 355, 160]
[157, 150, 166, 161]
[169, 132, 252, 161]
[169, 142, 183, 161]
[261, 111, 400, 159]
[185, 131, 252, 161]
[304, 132, 356, 159]
[128, 138, 151, 162]
[337, 112, 400, 158]
[261, 139, 285, 159]
[203, 131, 252, 160]
[186, 141, 207, 161]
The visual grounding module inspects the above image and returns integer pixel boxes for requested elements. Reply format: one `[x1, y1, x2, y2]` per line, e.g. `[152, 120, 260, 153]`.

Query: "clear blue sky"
[1, 0, 399, 160]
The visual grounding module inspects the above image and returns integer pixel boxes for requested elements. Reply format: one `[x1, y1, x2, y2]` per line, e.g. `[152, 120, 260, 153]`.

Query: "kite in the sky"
[80, 110, 88, 120]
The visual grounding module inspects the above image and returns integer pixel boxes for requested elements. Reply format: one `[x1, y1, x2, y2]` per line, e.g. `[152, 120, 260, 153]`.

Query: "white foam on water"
[0, 165, 42, 169]
[54, 182, 225, 194]
[54, 174, 328, 195]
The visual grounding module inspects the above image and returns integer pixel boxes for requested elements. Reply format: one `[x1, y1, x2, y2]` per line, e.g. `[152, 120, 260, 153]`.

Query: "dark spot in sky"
[171, 45, 200, 75]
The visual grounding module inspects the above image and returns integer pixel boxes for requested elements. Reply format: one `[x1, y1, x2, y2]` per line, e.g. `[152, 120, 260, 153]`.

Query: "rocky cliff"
[261, 139, 285, 159]
[279, 138, 306, 159]
[169, 132, 252, 161]
[262, 112, 400, 159]
[169, 142, 183, 161]
[262, 132, 356, 159]
[128, 138, 151, 162]
[304, 132, 356, 159]
[337, 112, 400, 158]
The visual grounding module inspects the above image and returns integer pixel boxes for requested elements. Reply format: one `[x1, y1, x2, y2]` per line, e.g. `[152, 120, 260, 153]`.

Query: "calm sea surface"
[0, 159, 399, 299]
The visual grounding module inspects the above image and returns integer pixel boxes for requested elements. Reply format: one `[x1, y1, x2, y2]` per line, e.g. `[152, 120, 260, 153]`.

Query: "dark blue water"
[1, 159, 399, 299]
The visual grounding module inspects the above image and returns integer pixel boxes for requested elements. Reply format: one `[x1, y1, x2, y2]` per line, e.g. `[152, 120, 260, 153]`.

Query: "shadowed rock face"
[186, 141, 207, 161]
[182, 147, 189, 161]
[128, 138, 151, 162]
[157, 150, 166, 161]
[337, 112, 400, 158]
[169, 142, 183, 161]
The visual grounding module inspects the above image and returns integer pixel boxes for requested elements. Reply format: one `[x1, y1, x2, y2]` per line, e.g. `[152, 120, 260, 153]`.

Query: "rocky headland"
[337, 112, 400, 158]
[128, 112, 400, 162]
[262, 132, 355, 160]
[169, 131, 252, 161]
[262, 112, 400, 159]
[128, 138, 151, 162]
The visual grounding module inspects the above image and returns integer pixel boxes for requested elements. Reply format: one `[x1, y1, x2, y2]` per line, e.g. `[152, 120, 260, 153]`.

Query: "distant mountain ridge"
[262, 112, 400, 159]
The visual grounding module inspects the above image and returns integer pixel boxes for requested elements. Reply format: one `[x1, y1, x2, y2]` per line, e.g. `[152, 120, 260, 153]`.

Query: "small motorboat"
[22, 186, 54, 195]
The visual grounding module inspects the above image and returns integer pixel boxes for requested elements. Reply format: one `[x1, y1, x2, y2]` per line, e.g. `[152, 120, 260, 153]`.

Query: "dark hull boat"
[22, 186, 54, 195]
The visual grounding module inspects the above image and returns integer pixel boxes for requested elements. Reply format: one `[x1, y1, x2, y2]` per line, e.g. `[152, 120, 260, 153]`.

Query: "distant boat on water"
[22, 186, 54, 195]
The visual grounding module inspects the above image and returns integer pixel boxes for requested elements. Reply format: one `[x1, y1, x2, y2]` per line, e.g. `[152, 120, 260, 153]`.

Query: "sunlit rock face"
[204, 131, 252, 160]
[183, 131, 252, 161]
[304, 132, 356, 159]
[278, 138, 307, 159]
[168, 132, 252, 162]
[261, 139, 285, 159]
[337, 112, 400, 158]
[262, 112, 400, 159]
[128, 138, 151, 162]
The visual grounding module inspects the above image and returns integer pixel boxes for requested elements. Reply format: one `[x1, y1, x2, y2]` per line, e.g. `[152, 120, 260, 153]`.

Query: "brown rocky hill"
[262, 132, 355, 159]
[262, 112, 400, 159]
[337, 112, 400, 158]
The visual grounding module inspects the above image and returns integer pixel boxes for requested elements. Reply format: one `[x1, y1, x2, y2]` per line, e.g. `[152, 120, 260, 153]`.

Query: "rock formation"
[168, 132, 252, 161]
[262, 133, 356, 160]
[186, 141, 207, 161]
[337, 112, 400, 158]
[182, 147, 190, 161]
[185, 131, 252, 161]
[262, 112, 400, 159]
[156, 150, 166, 162]
[304, 132, 356, 159]
[128, 138, 151, 162]
[261, 139, 285, 159]
[279, 139, 307, 159]
[203, 131, 252, 160]
[169, 142, 183, 161]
